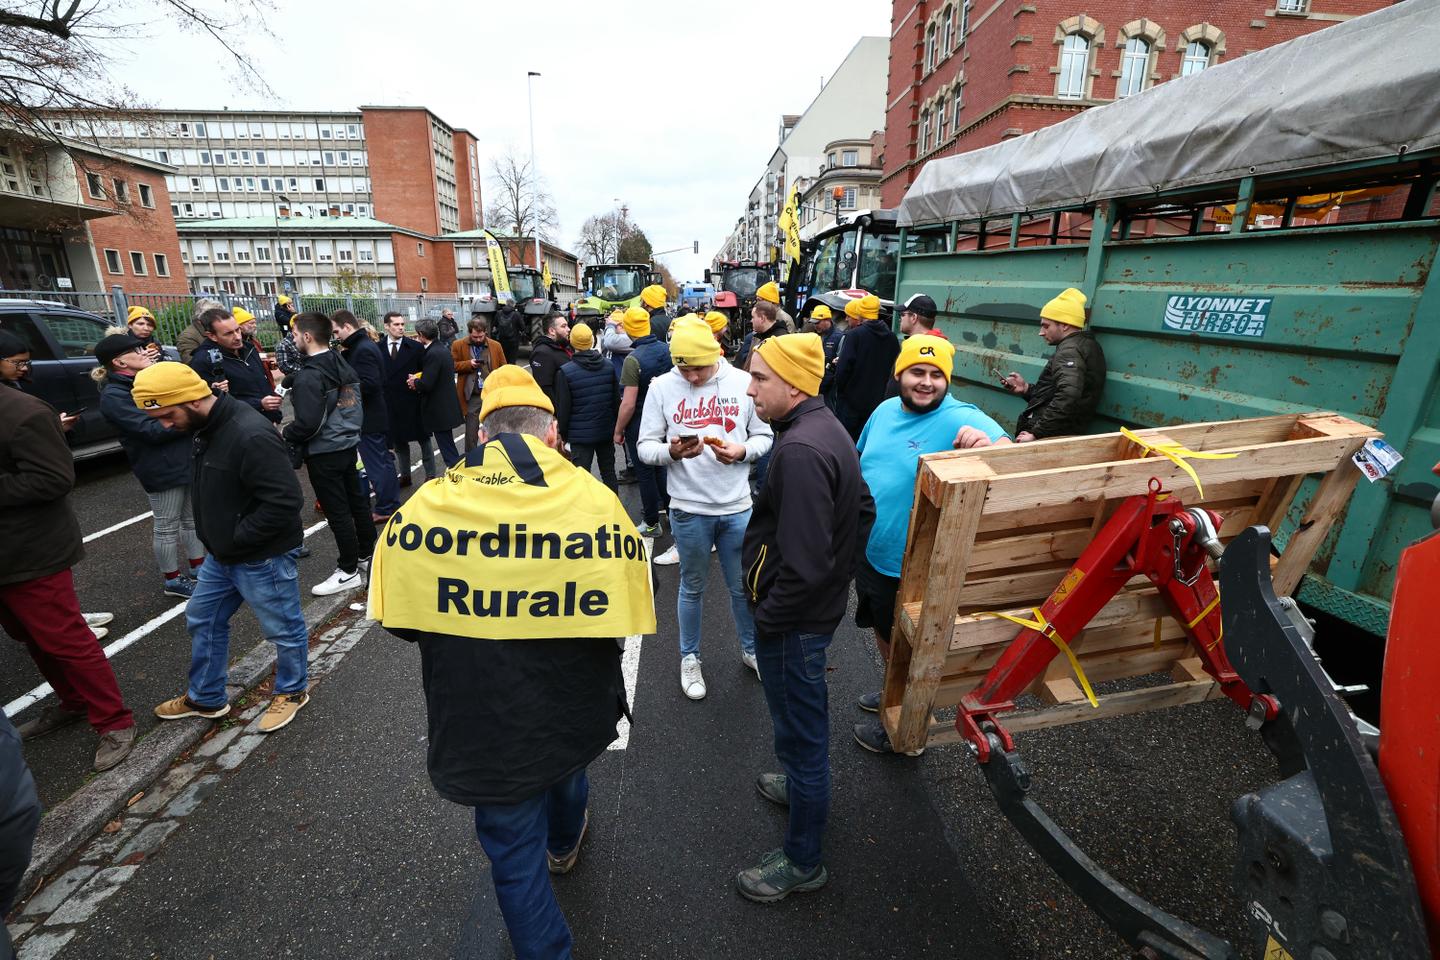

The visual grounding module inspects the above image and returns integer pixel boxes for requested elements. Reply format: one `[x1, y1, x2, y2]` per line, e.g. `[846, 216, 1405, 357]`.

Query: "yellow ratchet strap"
[1186, 589, 1225, 651]
[1119, 427, 1238, 499]
[979, 608, 1099, 708]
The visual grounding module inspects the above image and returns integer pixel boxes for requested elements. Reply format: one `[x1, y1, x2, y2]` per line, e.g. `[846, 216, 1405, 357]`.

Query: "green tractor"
[573, 263, 654, 323]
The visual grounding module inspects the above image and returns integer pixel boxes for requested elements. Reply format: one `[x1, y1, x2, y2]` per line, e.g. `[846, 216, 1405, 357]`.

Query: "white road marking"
[609, 535, 655, 751]
[81, 511, 153, 544]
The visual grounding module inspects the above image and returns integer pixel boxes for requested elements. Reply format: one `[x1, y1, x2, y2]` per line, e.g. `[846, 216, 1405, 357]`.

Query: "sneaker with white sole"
[680, 654, 706, 700]
[741, 651, 760, 678]
[164, 576, 197, 599]
[84, 612, 114, 628]
[636, 521, 662, 538]
[654, 545, 679, 566]
[312, 567, 363, 596]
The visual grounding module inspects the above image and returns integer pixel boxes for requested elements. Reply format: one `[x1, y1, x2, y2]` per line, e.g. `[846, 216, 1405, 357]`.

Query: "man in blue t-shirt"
[850, 335, 1010, 756]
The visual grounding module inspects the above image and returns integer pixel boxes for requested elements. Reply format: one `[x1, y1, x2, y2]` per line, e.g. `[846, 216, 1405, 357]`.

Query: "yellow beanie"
[810, 304, 832, 322]
[756, 281, 780, 304]
[894, 334, 955, 381]
[704, 311, 728, 335]
[127, 305, 155, 323]
[622, 305, 651, 338]
[132, 361, 213, 409]
[608, 309, 625, 326]
[641, 285, 667, 309]
[669, 316, 722, 367]
[569, 323, 594, 351]
[844, 294, 880, 321]
[1041, 287, 1088, 328]
[479, 364, 554, 421]
[231, 306, 255, 324]
[756, 333, 825, 396]
[278, 295, 293, 305]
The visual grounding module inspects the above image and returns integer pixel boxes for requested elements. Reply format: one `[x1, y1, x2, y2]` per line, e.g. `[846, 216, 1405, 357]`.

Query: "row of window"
[192, 276, 402, 297]
[918, 82, 965, 157]
[826, 149, 861, 169]
[923, 1, 973, 75]
[51, 118, 364, 142]
[85, 173, 156, 208]
[170, 201, 373, 220]
[180, 238, 394, 265]
[103, 249, 171, 278]
[1057, 27, 1216, 101]
[0, 146, 49, 199]
[135, 148, 368, 168]
[167, 175, 372, 196]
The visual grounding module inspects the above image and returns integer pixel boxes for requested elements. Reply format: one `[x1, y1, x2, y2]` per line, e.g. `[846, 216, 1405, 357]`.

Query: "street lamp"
[273, 194, 291, 297]
[527, 71, 542, 272]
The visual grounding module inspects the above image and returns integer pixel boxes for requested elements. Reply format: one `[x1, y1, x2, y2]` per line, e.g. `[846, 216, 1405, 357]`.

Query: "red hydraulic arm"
[958, 479, 1279, 762]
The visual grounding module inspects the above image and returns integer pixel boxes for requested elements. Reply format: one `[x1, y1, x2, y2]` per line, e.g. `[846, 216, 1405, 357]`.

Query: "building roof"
[439, 230, 580, 260]
[174, 215, 426, 237]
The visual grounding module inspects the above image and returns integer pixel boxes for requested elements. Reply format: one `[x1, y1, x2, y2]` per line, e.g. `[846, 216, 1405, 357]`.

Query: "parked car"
[0, 299, 120, 460]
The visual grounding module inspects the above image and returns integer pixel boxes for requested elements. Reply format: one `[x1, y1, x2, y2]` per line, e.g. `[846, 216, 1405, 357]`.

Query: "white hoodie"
[636, 360, 773, 516]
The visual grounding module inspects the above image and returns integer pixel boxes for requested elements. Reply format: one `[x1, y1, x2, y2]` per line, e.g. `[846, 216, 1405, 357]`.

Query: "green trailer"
[892, 2, 1440, 637]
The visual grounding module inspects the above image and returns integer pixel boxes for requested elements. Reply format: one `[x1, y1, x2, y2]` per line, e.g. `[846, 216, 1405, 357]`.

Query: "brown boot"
[94, 725, 136, 772]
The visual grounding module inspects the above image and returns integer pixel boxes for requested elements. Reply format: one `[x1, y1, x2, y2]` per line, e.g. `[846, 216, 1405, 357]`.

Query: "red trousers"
[0, 568, 133, 734]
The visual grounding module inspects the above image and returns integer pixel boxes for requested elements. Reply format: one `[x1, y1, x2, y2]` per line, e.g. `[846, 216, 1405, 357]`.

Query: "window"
[1117, 37, 1151, 97]
[193, 121, 207, 137]
[953, 86, 965, 128]
[1057, 33, 1090, 99]
[941, 5, 954, 53]
[214, 250, 230, 262]
[129, 251, 147, 275]
[925, 23, 938, 72]
[217, 177, 230, 191]
[104, 249, 122, 274]
[339, 249, 353, 262]
[154, 254, 170, 277]
[1181, 40, 1211, 76]
[138, 183, 155, 208]
[236, 249, 251, 262]
[85, 172, 104, 199]
[840, 187, 857, 210]
[827, 152, 837, 168]
[228, 151, 239, 164]
[255, 150, 267, 164]
[155, 149, 169, 163]
[322, 152, 335, 165]
[199, 150, 211, 164]
[319, 126, 332, 139]
[358, 249, 374, 262]
[960, 0, 971, 38]
[347, 124, 360, 139]
[417, 242, 425, 257]
[919, 110, 932, 154]
[842, 149, 858, 167]
[937, 101, 950, 143]
[113, 178, 129, 203]
[189, 176, 202, 190]
[255, 245, 271, 262]
[295, 244, 312, 261]
[260, 178, 271, 191]
[420, 277, 428, 292]
[1276, 0, 1307, 11]
[313, 178, 325, 191]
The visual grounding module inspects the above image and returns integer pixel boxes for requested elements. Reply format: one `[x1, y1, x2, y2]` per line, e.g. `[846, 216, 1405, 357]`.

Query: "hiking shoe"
[16, 705, 84, 741]
[680, 654, 706, 700]
[741, 651, 760, 679]
[755, 773, 789, 807]
[636, 521, 662, 538]
[258, 691, 310, 733]
[857, 690, 881, 713]
[312, 567, 363, 596]
[93, 725, 135, 773]
[654, 545, 680, 566]
[83, 612, 114, 628]
[853, 719, 925, 757]
[164, 576, 197, 599]
[736, 849, 828, 903]
[547, 809, 589, 875]
[155, 695, 230, 721]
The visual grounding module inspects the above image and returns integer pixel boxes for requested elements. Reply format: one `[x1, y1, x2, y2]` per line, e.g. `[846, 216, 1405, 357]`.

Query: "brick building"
[881, 0, 1397, 207]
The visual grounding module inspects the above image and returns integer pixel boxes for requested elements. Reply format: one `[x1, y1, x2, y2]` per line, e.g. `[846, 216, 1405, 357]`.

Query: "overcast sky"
[102, 0, 892, 280]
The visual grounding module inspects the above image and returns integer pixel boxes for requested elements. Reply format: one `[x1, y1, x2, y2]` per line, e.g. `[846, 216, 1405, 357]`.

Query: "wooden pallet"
[879, 413, 1379, 754]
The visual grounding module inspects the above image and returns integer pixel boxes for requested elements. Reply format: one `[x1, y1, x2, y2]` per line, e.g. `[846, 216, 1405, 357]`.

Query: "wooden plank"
[1040, 677, 1086, 705]
[884, 477, 990, 753]
[1170, 657, 1210, 683]
[1272, 451, 1365, 595]
[924, 679, 1225, 745]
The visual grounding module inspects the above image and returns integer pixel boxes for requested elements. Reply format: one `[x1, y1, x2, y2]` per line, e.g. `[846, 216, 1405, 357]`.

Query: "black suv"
[0, 299, 120, 459]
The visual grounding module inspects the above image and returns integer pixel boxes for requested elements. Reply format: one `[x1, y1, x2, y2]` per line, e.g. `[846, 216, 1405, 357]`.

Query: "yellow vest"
[367, 433, 657, 640]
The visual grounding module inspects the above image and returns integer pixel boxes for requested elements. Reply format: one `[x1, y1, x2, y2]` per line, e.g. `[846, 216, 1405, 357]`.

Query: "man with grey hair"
[176, 297, 226, 364]
[407, 318, 463, 469]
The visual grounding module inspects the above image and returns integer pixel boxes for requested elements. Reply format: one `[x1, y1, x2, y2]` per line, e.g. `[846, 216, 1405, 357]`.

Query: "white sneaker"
[741, 651, 759, 678]
[84, 612, 114, 628]
[680, 654, 706, 700]
[655, 545, 680, 566]
[90, 626, 109, 641]
[312, 567, 364, 596]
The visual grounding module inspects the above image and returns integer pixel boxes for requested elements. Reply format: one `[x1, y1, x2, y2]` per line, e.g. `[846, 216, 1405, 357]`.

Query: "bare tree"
[483, 149, 557, 244]
[576, 210, 624, 264]
[0, 1, 276, 152]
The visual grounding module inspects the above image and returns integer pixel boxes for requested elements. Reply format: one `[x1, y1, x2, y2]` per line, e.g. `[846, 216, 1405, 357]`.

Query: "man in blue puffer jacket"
[554, 323, 620, 491]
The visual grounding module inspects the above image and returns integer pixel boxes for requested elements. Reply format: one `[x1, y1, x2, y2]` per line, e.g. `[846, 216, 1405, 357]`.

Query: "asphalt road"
[10, 457, 1282, 959]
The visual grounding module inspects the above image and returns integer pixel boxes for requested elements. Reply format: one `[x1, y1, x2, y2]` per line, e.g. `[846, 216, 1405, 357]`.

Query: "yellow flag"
[483, 231, 510, 296]
[367, 433, 656, 640]
[778, 184, 802, 264]
[542, 260, 553, 290]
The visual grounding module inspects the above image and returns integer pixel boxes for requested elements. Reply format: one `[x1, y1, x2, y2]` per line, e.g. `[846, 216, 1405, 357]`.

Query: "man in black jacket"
[493, 296, 524, 367]
[284, 312, 374, 597]
[332, 311, 399, 521]
[528, 312, 572, 405]
[380, 312, 435, 485]
[409, 319, 463, 469]
[1001, 287, 1106, 441]
[1, 711, 40, 960]
[833, 293, 900, 441]
[553, 322, 620, 490]
[133, 363, 312, 735]
[739, 333, 875, 904]
[188, 307, 282, 425]
[369, 365, 655, 959]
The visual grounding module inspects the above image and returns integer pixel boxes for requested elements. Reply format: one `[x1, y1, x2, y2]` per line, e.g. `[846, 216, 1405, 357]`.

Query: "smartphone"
[66, 406, 88, 416]
[676, 434, 698, 444]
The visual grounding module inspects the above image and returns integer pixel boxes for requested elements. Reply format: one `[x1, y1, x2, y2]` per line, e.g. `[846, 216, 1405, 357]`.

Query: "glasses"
[2, 357, 31, 368]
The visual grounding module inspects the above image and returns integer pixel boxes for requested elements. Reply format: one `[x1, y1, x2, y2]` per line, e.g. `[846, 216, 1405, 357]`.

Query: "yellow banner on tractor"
[367, 433, 656, 640]
[484, 231, 511, 296]
[778, 183, 801, 265]
[542, 260, 553, 291]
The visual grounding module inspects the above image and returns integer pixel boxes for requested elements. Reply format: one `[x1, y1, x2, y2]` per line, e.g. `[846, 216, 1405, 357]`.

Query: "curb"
[19, 590, 356, 893]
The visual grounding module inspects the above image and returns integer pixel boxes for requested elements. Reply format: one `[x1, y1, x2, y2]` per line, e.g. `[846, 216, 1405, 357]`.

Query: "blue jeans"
[624, 425, 668, 525]
[755, 628, 832, 871]
[670, 508, 755, 658]
[358, 432, 400, 514]
[185, 550, 308, 707]
[472, 768, 589, 960]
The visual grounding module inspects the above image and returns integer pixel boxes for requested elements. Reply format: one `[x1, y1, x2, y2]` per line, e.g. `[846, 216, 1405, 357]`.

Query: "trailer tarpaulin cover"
[896, 2, 1440, 226]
